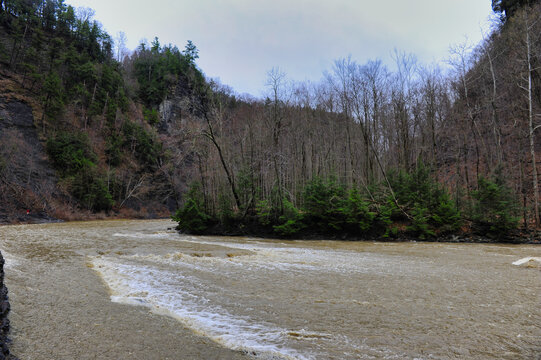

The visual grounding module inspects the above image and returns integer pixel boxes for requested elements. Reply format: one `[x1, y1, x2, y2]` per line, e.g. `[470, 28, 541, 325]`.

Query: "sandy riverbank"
[1, 222, 249, 360]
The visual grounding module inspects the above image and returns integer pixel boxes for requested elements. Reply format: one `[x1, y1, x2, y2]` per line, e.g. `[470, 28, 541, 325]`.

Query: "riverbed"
[0, 219, 539, 359]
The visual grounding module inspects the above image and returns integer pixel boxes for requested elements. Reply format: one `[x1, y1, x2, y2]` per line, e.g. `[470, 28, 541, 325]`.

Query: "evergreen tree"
[388, 162, 461, 237]
[471, 169, 520, 237]
[183, 40, 198, 64]
[172, 182, 211, 234]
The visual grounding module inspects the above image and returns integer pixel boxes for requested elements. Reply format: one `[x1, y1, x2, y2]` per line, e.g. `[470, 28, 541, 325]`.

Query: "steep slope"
[0, 76, 61, 223]
[437, 2, 541, 226]
[0, 2, 205, 221]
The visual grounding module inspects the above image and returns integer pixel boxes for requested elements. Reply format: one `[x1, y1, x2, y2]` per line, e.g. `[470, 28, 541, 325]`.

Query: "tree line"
[173, 2, 541, 239]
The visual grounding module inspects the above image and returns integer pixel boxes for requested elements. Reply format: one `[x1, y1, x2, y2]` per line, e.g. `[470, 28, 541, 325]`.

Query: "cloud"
[66, 0, 493, 96]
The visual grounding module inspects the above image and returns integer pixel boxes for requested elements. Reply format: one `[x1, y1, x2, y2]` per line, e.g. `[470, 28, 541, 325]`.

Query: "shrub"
[376, 199, 392, 234]
[255, 200, 272, 226]
[343, 189, 376, 234]
[301, 176, 346, 233]
[122, 120, 162, 171]
[46, 132, 97, 177]
[70, 166, 114, 211]
[471, 172, 519, 237]
[143, 107, 160, 125]
[432, 194, 462, 233]
[173, 182, 211, 234]
[217, 191, 236, 229]
[407, 204, 435, 239]
[279, 177, 378, 236]
[273, 199, 305, 236]
[388, 162, 461, 237]
[46, 132, 113, 211]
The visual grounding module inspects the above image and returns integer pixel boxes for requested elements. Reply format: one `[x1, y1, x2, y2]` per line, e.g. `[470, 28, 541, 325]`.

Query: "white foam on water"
[109, 232, 414, 278]
[112, 232, 174, 239]
[176, 238, 374, 272]
[0, 250, 23, 270]
[512, 257, 541, 266]
[134, 250, 321, 274]
[90, 256, 313, 360]
[122, 247, 379, 279]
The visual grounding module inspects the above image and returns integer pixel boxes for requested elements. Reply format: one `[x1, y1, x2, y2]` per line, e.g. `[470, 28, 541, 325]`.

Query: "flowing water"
[0, 219, 540, 359]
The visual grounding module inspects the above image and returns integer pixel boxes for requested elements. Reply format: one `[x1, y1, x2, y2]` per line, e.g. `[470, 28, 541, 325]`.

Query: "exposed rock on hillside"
[0, 96, 61, 223]
[158, 74, 200, 134]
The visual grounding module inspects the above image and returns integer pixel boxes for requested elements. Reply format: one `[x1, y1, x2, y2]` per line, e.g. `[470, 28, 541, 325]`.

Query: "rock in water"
[0, 251, 13, 359]
[512, 257, 541, 268]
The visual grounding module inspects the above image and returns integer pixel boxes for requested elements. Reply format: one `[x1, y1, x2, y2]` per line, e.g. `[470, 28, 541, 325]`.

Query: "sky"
[65, 0, 496, 97]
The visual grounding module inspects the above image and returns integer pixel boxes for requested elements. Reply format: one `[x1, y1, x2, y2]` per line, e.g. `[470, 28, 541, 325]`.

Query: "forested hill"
[0, 0, 207, 222]
[0, 1, 540, 241]
[171, 0, 541, 241]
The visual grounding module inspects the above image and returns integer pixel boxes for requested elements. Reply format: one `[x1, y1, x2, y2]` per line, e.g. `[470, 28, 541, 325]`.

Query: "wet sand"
[2, 224, 248, 360]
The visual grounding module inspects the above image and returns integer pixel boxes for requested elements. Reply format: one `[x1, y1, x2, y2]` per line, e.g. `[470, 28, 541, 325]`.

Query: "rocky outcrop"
[0, 97, 62, 222]
[158, 73, 200, 134]
[0, 252, 14, 360]
[158, 91, 190, 134]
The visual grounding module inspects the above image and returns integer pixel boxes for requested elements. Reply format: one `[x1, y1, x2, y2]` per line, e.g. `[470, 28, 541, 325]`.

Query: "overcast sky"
[65, 0, 495, 97]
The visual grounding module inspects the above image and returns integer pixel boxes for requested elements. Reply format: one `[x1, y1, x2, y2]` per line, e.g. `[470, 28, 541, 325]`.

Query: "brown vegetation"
[171, 5, 541, 231]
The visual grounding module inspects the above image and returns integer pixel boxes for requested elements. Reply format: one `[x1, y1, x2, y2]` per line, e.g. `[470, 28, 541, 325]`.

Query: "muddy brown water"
[0, 219, 539, 359]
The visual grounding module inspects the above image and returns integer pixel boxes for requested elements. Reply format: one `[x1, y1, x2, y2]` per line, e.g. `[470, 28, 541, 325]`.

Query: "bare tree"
[391, 50, 418, 171]
[265, 67, 288, 212]
[75, 7, 95, 23]
[479, 29, 504, 165]
[511, 9, 541, 225]
[115, 31, 129, 63]
[202, 85, 242, 211]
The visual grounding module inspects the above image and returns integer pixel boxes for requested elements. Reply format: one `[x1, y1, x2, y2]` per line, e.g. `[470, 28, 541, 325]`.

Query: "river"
[0, 219, 539, 359]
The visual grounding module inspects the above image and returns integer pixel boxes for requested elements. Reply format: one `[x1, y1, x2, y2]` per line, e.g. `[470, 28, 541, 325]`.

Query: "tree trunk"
[526, 27, 540, 226]
[203, 112, 242, 211]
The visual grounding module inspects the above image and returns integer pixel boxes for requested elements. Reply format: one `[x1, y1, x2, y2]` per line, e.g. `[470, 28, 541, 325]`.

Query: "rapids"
[0, 219, 539, 359]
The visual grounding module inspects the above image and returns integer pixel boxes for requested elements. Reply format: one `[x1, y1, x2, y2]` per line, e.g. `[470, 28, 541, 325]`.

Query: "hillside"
[169, 1, 541, 240]
[0, 1, 205, 223]
[0, 1, 540, 240]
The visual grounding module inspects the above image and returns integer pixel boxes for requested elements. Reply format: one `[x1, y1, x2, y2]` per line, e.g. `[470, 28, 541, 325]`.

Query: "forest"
[172, 0, 541, 240]
[0, 0, 540, 240]
[0, 0, 205, 219]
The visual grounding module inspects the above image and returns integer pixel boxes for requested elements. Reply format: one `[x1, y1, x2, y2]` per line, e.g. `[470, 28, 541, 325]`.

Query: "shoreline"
[2, 215, 540, 245]
[0, 212, 170, 226]
[174, 223, 541, 245]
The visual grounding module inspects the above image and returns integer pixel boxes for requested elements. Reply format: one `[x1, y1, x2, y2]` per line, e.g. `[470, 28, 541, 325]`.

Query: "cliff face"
[157, 68, 205, 134]
[0, 1, 212, 220]
[158, 81, 191, 133]
[0, 67, 195, 222]
[0, 96, 61, 223]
